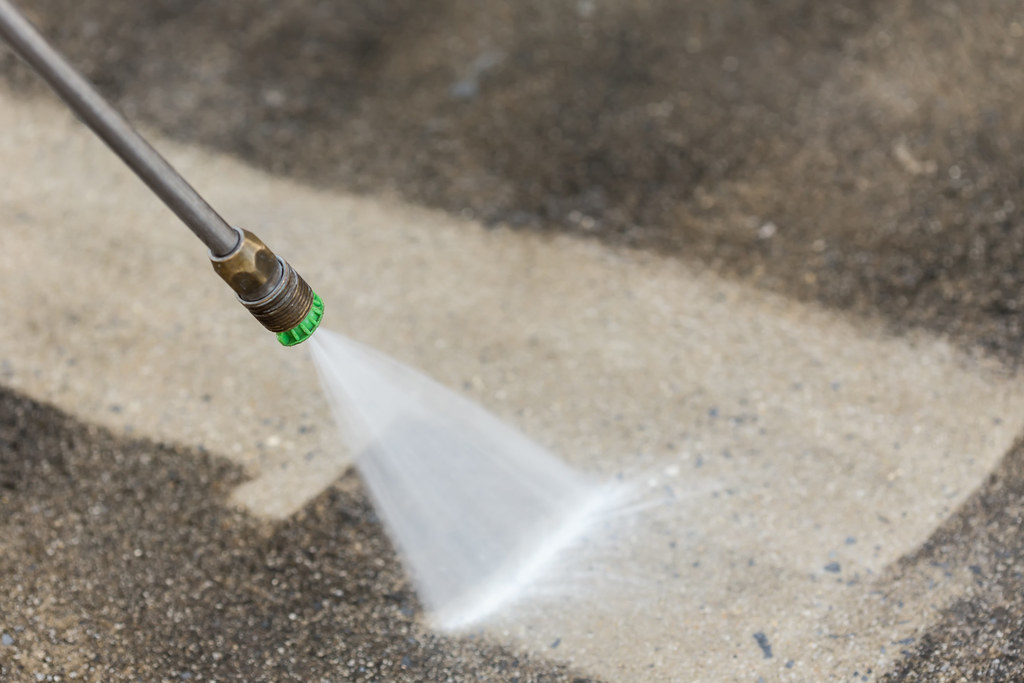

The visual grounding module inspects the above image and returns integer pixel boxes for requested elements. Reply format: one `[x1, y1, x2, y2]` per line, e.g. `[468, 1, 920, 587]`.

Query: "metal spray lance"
[0, 0, 324, 346]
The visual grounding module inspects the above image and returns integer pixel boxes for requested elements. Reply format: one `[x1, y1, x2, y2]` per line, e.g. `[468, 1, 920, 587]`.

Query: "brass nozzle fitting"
[211, 227, 316, 335]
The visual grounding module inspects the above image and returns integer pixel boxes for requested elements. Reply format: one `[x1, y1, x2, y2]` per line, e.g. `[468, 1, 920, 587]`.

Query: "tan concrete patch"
[2, 92, 1023, 680]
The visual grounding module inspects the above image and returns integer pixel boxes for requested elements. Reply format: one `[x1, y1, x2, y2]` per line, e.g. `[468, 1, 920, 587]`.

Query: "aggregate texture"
[5, 0, 1024, 679]
[0, 387, 595, 683]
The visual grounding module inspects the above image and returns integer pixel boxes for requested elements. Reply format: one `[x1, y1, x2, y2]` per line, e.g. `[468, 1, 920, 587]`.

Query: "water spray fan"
[0, 0, 323, 346]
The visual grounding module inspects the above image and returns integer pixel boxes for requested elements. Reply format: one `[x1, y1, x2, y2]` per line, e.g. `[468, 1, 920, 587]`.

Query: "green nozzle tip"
[277, 292, 324, 347]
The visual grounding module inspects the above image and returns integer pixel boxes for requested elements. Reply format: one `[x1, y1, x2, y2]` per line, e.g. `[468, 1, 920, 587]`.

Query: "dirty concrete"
[5, 0, 1024, 358]
[2, 89, 1023, 680]
[0, 387, 594, 682]
[4, 0, 1024, 679]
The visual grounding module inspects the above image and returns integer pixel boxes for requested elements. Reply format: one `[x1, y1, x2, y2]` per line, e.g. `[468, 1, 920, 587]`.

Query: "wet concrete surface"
[4, 0, 1024, 679]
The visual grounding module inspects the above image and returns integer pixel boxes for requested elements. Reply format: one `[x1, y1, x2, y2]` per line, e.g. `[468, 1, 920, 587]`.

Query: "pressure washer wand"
[0, 0, 323, 346]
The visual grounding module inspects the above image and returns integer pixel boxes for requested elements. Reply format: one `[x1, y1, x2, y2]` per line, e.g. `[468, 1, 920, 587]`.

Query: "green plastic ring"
[277, 292, 324, 346]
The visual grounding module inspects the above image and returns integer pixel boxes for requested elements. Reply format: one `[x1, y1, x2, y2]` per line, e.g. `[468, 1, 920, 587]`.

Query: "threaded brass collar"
[210, 227, 315, 334]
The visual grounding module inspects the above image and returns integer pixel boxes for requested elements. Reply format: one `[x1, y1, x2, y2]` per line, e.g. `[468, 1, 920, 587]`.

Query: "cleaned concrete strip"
[2, 93, 1023, 680]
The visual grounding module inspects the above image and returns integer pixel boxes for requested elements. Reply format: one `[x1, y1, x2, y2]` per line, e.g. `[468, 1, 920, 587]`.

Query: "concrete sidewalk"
[3, 93, 1024, 680]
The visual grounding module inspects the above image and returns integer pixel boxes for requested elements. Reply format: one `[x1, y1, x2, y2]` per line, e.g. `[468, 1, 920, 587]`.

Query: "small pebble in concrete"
[1, 632, 13, 646]
[824, 562, 841, 573]
[753, 632, 773, 658]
